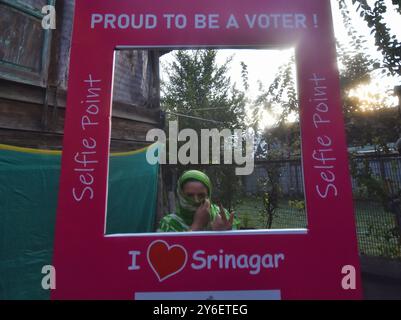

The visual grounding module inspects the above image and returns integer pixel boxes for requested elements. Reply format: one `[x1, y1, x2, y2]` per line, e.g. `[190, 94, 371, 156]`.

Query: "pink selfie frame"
[52, 0, 362, 299]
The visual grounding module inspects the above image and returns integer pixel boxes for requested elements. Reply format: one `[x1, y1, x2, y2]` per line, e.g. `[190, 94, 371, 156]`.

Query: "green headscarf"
[176, 170, 213, 225]
[158, 170, 240, 232]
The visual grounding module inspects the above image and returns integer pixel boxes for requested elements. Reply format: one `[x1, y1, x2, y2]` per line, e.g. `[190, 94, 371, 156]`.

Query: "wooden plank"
[0, 128, 64, 150]
[112, 100, 160, 124]
[0, 98, 159, 144]
[0, 99, 44, 132]
[111, 117, 156, 141]
[0, 128, 152, 152]
[16, 0, 48, 11]
[0, 2, 52, 86]
[0, 0, 47, 19]
[0, 80, 160, 124]
[0, 79, 49, 105]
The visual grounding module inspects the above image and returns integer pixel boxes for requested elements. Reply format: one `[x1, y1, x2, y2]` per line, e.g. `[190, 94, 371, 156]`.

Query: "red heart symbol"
[147, 240, 188, 282]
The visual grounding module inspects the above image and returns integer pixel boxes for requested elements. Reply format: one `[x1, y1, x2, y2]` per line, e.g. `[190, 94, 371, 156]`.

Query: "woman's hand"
[190, 199, 211, 231]
[211, 203, 235, 231]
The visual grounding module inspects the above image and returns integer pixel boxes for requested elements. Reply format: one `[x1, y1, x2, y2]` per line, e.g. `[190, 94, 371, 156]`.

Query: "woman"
[158, 170, 240, 232]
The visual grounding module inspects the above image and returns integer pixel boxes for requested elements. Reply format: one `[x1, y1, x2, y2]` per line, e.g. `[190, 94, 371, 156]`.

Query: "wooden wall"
[0, 0, 162, 152]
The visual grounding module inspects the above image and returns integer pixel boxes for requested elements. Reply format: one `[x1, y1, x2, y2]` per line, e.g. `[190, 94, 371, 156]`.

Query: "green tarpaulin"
[0, 144, 159, 299]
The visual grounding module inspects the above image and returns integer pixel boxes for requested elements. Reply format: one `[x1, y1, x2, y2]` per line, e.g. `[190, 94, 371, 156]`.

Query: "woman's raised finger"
[219, 203, 227, 222]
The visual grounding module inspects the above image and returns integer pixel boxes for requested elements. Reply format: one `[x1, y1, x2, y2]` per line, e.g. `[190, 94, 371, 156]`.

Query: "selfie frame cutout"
[52, 0, 362, 299]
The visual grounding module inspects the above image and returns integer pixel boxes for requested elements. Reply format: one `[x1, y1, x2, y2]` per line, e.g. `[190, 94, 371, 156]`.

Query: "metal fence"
[163, 154, 401, 260]
[241, 154, 401, 260]
[351, 154, 401, 198]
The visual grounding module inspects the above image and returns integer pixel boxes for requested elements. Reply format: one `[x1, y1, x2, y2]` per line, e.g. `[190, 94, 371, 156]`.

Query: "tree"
[250, 55, 298, 129]
[251, 1, 398, 152]
[162, 50, 246, 131]
[338, 0, 401, 77]
[161, 49, 248, 209]
[346, 105, 401, 148]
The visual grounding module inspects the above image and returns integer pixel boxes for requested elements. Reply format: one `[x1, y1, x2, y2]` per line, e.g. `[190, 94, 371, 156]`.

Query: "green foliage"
[162, 50, 247, 130]
[260, 192, 277, 229]
[252, 55, 298, 127]
[260, 122, 302, 159]
[345, 107, 401, 147]
[350, 156, 400, 210]
[336, 1, 376, 90]
[253, 2, 399, 152]
[240, 213, 251, 229]
[257, 162, 282, 229]
[338, 0, 401, 76]
[288, 199, 305, 212]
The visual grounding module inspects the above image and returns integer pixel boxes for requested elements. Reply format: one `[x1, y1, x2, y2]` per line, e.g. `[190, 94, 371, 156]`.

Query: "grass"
[354, 201, 401, 259]
[234, 198, 307, 229]
[234, 196, 401, 260]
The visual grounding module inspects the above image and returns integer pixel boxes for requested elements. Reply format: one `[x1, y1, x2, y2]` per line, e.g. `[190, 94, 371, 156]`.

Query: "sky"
[160, 0, 401, 129]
